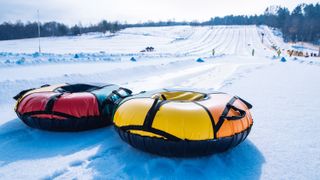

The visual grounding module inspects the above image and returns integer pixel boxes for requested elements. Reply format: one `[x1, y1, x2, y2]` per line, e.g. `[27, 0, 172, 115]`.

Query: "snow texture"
[0, 25, 319, 179]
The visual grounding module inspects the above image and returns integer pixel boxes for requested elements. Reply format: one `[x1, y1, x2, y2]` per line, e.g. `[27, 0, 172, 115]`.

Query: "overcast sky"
[0, 0, 318, 25]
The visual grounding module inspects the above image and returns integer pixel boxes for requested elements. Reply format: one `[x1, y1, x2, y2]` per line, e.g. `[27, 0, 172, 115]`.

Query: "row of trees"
[202, 3, 320, 43]
[0, 20, 124, 40]
[0, 3, 319, 44]
[263, 4, 320, 43]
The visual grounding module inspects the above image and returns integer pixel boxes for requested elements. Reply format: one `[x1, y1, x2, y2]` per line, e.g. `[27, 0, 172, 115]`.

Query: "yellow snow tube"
[113, 90, 253, 157]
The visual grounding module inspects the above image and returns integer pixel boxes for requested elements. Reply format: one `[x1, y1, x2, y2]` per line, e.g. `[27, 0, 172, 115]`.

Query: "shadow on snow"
[0, 118, 265, 179]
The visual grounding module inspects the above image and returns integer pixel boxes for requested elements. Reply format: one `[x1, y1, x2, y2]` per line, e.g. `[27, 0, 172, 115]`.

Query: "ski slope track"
[0, 25, 319, 179]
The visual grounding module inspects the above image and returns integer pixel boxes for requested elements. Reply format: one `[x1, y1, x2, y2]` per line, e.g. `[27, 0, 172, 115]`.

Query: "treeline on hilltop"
[0, 3, 319, 44]
[0, 20, 124, 40]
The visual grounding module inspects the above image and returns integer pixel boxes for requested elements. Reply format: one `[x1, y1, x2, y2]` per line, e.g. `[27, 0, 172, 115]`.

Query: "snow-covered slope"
[0, 25, 319, 179]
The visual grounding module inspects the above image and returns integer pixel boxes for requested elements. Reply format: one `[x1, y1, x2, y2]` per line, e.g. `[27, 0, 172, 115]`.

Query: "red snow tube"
[14, 83, 132, 131]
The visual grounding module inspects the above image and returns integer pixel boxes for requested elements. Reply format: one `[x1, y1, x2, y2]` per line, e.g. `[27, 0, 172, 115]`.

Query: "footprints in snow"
[69, 160, 85, 167]
[40, 144, 124, 179]
[87, 145, 124, 162]
[42, 168, 68, 180]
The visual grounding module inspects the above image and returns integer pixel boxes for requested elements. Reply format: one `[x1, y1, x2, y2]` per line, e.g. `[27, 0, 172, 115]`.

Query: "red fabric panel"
[53, 92, 99, 118]
[17, 92, 58, 114]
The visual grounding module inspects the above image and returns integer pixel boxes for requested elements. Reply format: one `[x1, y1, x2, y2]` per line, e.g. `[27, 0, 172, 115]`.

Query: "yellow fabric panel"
[21, 84, 67, 100]
[153, 91, 206, 101]
[152, 102, 213, 140]
[129, 130, 166, 139]
[113, 98, 154, 127]
[14, 100, 20, 111]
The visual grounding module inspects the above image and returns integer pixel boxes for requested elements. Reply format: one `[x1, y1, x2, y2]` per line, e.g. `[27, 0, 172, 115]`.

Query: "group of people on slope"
[210, 47, 319, 58]
[287, 49, 319, 58]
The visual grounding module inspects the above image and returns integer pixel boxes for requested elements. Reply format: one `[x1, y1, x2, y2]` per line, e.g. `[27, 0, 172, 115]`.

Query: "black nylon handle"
[112, 87, 133, 98]
[13, 88, 35, 100]
[224, 103, 246, 120]
[55, 84, 106, 93]
[118, 87, 133, 95]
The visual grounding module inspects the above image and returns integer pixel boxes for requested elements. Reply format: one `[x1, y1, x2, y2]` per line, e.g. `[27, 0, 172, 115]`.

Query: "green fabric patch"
[91, 85, 132, 120]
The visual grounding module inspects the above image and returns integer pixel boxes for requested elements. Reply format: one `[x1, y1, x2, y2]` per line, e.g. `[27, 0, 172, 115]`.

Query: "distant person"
[305, 52, 309, 58]
[212, 48, 215, 56]
[252, 49, 255, 56]
[277, 49, 281, 57]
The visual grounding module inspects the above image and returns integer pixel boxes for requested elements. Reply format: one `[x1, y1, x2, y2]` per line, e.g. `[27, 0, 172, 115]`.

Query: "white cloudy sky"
[0, 0, 318, 25]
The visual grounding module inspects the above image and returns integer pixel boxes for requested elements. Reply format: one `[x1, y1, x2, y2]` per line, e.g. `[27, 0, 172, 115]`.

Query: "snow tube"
[14, 83, 132, 131]
[114, 90, 253, 157]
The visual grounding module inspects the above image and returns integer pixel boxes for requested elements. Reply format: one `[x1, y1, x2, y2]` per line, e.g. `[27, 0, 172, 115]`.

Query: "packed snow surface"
[0, 25, 319, 179]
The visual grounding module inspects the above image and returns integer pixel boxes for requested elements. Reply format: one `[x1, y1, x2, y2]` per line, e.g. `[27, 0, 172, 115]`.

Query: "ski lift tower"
[37, 10, 41, 53]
